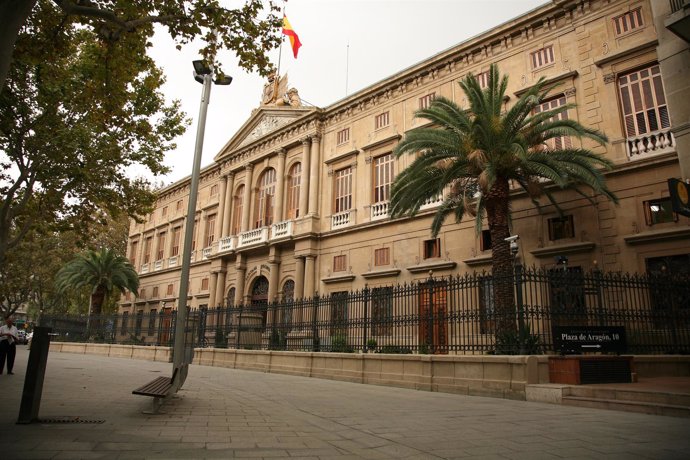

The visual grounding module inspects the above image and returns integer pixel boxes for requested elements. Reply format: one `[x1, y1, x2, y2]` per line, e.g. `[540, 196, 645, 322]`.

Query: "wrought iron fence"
[42, 267, 690, 355]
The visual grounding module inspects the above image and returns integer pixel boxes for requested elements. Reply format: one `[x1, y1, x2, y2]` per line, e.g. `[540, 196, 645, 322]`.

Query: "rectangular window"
[618, 65, 670, 138]
[644, 198, 677, 225]
[148, 310, 157, 336]
[330, 291, 348, 337]
[143, 236, 152, 264]
[333, 255, 347, 272]
[152, 286, 159, 298]
[120, 311, 129, 335]
[129, 241, 138, 266]
[531, 45, 554, 69]
[232, 186, 244, 235]
[287, 163, 301, 219]
[201, 278, 209, 291]
[176, 199, 183, 211]
[373, 154, 394, 203]
[171, 227, 181, 256]
[480, 230, 492, 251]
[374, 247, 390, 266]
[210, 184, 219, 196]
[423, 238, 441, 259]
[162, 206, 168, 218]
[375, 111, 390, 130]
[613, 8, 643, 36]
[419, 93, 435, 109]
[134, 310, 143, 337]
[334, 167, 353, 213]
[205, 215, 216, 247]
[156, 232, 166, 261]
[476, 71, 490, 89]
[533, 95, 572, 150]
[166, 283, 174, 296]
[336, 128, 350, 145]
[139, 288, 146, 299]
[548, 215, 575, 240]
[372, 287, 393, 336]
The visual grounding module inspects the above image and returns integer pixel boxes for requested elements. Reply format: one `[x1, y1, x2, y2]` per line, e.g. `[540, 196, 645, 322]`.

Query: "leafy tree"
[55, 247, 139, 319]
[390, 64, 617, 336]
[0, 1, 187, 270]
[0, 0, 282, 94]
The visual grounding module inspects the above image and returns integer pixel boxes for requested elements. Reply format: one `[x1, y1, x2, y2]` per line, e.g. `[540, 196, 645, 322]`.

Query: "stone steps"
[561, 386, 690, 418]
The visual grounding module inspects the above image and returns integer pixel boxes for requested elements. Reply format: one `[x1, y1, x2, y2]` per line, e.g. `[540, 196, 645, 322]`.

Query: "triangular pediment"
[215, 106, 315, 161]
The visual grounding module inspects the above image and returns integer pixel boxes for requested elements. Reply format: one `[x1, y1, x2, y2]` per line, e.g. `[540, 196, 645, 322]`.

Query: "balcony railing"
[238, 227, 269, 248]
[670, 0, 686, 14]
[218, 236, 236, 253]
[331, 210, 354, 229]
[626, 128, 675, 160]
[153, 260, 163, 271]
[168, 255, 179, 268]
[202, 247, 212, 260]
[271, 221, 293, 240]
[419, 193, 444, 211]
[370, 201, 389, 221]
[140, 263, 149, 274]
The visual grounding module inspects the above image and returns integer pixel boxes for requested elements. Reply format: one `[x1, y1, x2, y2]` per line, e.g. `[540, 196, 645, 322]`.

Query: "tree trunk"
[485, 177, 517, 337]
[0, 0, 38, 94]
[89, 286, 106, 339]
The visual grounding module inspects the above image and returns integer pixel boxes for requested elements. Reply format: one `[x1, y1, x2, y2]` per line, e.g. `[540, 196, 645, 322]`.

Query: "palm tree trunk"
[90, 286, 106, 339]
[485, 178, 517, 337]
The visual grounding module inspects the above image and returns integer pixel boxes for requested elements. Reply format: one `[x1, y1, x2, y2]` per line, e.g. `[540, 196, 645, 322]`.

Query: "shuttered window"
[618, 65, 669, 138]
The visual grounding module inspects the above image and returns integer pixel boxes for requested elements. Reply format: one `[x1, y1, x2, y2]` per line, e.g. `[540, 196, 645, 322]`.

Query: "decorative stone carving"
[604, 73, 616, 84]
[564, 87, 577, 97]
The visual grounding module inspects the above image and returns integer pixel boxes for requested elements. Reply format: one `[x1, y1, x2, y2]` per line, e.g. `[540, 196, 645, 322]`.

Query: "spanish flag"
[282, 15, 302, 59]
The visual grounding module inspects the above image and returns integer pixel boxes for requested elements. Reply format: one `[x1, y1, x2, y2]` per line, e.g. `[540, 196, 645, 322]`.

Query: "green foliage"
[491, 324, 542, 355]
[55, 248, 139, 316]
[378, 345, 412, 354]
[268, 328, 287, 350]
[215, 327, 228, 349]
[366, 338, 378, 351]
[390, 63, 617, 336]
[330, 334, 354, 353]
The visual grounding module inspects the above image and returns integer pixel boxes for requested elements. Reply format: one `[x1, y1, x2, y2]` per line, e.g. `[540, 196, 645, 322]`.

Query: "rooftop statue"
[261, 72, 301, 107]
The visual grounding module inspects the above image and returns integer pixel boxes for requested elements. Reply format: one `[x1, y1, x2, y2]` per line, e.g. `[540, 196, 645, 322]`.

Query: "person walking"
[0, 316, 19, 375]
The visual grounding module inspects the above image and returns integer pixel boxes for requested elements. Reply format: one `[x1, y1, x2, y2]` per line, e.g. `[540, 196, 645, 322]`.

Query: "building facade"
[121, 0, 690, 334]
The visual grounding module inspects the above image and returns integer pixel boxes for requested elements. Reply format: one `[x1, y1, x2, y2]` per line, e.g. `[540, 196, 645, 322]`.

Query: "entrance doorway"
[418, 281, 448, 354]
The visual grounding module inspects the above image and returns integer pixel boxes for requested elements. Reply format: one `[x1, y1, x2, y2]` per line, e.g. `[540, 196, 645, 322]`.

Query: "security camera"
[504, 235, 519, 243]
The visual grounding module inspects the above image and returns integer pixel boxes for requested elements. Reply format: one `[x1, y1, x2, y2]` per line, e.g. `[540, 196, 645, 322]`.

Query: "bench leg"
[142, 396, 166, 415]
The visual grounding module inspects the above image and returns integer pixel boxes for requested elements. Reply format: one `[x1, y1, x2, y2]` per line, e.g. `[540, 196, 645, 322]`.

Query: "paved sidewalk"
[1, 347, 689, 460]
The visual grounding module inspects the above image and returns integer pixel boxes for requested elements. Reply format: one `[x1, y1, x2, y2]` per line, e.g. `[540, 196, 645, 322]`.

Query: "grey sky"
[149, 0, 546, 184]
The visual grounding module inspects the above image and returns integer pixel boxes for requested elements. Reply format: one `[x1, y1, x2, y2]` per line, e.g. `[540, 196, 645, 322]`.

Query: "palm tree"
[390, 63, 617, 337]
[55, 248, 139, 319]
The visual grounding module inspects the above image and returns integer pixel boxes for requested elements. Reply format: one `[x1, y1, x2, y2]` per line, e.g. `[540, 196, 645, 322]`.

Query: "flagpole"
[345, 41, 350, 97]
[276, 1, 286, 80]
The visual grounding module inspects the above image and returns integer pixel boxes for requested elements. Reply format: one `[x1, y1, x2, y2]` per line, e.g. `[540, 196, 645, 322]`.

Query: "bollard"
[17, 327, 52, 424]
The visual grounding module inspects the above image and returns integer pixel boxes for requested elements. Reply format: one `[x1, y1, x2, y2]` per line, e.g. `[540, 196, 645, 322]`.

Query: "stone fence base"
[49, 343, 690, 401]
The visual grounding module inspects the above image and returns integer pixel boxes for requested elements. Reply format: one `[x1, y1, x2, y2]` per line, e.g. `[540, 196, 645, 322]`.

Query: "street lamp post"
[171, 61, 232, 392]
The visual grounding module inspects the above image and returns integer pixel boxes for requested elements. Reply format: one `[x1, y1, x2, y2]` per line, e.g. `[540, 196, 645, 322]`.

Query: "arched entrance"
[251, 276, 269, 327]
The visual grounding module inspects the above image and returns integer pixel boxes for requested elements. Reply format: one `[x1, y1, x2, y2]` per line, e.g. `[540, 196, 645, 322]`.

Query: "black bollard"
[17, 327, 52, 424]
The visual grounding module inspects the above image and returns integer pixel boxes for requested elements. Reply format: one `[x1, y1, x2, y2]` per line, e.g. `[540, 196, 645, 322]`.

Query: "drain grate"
[37, 417, 105, 424]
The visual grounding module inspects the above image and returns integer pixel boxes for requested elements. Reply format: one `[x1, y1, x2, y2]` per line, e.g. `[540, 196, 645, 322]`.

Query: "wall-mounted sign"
[553, 326, 627, 354]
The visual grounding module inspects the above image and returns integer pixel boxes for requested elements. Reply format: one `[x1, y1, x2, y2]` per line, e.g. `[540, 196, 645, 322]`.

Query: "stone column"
[308, 134, 321, 215]
[221, 172, 235, 236]
[304, 254, 316, 298]
[274, 149, 287, 223]
[298, 138, 311, 217]
[215, 175, 228, 239]
[216, 268, 227, 306]
[136, 232, 145, 269]
[235, 254, 247, 306]
[294, 256, 305, 299]
[268, 250, 281, 303]
[240, 163, 254, 232]
[208, 271, 219, 309]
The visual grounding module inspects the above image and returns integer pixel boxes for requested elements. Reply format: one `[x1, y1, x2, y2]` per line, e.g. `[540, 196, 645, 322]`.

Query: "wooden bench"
[132, 370, 176, 414]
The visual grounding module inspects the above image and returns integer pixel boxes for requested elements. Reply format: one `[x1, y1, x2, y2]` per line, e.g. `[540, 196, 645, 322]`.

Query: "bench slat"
[132, 376, 172, 397]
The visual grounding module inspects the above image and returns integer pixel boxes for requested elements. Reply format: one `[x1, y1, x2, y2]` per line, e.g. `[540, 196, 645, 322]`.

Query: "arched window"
[226, 287, 236, 307]
[232, 185, 244, 235]
[287, 162, 301, 219]
[254, 168, 276, 228]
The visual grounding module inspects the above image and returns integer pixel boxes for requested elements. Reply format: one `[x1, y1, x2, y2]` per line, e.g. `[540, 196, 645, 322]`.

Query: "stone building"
[121, 0, 690, 330]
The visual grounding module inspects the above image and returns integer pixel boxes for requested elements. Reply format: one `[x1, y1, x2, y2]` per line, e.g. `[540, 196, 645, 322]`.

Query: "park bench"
[132, 368, 177, 414]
